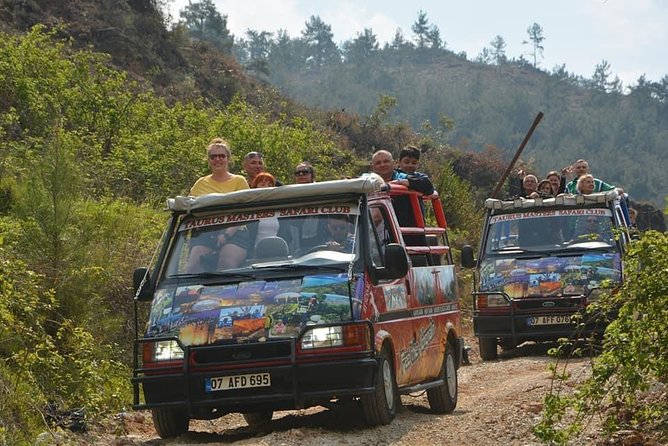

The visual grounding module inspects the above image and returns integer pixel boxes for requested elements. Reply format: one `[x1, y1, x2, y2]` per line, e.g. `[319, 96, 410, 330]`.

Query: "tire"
[361, 345, 397, 426]
[151, 408, 189, 439]
[242, 411, 273, 427]
[478, 337, 498, 361]
[427, 342, 458, 414]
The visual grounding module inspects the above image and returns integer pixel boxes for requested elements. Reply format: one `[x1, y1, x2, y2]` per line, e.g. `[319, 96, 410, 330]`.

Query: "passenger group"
[511, 157, 633, 227]
[187, 138, 632, 271]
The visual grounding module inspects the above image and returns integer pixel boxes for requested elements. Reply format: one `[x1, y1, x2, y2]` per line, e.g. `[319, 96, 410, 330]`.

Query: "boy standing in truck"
[396, 145, 422, 175]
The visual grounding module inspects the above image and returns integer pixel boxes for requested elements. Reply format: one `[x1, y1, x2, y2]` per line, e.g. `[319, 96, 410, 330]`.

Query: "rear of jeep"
[461, 191, 629, 360]
[131, 176, 411, 437]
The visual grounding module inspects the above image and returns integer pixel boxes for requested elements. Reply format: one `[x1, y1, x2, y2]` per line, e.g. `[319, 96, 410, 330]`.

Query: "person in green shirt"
[563, 159, 615, 194]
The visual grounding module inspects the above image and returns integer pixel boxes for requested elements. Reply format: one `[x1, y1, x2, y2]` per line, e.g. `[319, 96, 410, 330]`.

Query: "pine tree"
[412, 10, 430, 49]
[179, 0, 233, 53]
[523, 22, 545, 68]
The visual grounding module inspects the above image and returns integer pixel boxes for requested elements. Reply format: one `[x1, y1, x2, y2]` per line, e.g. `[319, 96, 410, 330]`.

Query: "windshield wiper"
[170, 271, 256, 280]
[552, 245, 615, 256]
[490, 248, 547, 257]
[252, 263, 348, 273]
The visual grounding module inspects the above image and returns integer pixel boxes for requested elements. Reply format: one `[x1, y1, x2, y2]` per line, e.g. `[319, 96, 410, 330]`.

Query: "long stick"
[490, 111, 544, 199]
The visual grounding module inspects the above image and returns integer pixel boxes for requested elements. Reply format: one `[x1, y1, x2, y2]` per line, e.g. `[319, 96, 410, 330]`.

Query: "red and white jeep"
[132, 175, 464, 437]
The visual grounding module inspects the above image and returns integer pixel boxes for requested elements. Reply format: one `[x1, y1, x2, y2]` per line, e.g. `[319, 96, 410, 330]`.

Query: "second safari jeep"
[462, 191, 629, 360]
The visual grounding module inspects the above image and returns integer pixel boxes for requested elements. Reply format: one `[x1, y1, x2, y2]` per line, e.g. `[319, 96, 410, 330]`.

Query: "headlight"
[301, 326, 343, 350]
[299, 323, 372, 352]
[153, 340, 184, 361]
[477, 294, 510, 309]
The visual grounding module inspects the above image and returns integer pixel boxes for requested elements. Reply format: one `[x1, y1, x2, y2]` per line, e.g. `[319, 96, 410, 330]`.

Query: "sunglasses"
[209, 153, 227, 160]
[244, 151, 263, 160]
[294, 169, 312, 176]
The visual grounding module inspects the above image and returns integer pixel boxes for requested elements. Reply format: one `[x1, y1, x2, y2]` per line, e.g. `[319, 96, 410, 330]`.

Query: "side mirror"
[133, 267, 154, 302]
[461, 245, 476, 269]
[372, 243, 409, 284]
[384, 243, 409, 278]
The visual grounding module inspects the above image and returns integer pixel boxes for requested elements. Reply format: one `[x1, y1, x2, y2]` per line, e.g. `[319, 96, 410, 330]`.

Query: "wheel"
[478, 337, 498, 361]
[151, 408, 189, 439]
[427, 342, 458, 414]
[242, 411, 273, 427]
[361, 345, 397, 426]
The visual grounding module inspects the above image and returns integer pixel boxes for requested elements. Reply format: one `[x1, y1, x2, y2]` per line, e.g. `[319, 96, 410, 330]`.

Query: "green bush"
[0, 215, 135, 444]
[535, 230, 668, 444]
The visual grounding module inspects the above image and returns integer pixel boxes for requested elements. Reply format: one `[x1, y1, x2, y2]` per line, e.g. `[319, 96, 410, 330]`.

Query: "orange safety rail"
[405, 245, 450, 256]
[387, 183, 448, 230]
[428, 192, 448, 229]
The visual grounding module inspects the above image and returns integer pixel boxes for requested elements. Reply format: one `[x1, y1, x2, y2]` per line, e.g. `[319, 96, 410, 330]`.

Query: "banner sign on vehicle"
[181, 204, 359, 231]
[489, 208, 611, 224]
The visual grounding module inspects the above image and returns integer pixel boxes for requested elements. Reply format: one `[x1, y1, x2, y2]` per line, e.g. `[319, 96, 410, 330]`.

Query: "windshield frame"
[160, 198, 365, 283]
[482, 206, 618, 257]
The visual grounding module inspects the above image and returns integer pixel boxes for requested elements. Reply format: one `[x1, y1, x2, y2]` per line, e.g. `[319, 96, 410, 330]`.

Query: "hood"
[146, 274, 357, 345]
[479, 253, 622, 298]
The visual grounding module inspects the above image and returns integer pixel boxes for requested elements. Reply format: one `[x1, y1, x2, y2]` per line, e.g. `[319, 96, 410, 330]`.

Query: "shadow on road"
[138, 402, 370, 444]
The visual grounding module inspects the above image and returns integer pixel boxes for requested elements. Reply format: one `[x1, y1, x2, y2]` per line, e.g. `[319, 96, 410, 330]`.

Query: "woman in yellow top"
[187, 138, 249, 271]
[190, 138, 249, 195]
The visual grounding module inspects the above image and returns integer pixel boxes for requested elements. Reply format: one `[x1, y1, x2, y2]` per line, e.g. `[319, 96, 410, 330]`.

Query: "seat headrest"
[255, 236, 289, 260]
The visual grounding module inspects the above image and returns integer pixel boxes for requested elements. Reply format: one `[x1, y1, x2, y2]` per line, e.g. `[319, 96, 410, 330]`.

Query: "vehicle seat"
[255, 236, 289, 261]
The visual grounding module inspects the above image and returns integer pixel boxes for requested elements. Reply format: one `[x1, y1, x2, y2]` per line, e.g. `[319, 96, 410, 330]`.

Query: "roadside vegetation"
[536, 229, 668, 444]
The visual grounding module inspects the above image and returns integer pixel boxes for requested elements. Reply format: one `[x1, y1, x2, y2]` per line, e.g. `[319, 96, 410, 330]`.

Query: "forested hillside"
[234, 13, 668, 207]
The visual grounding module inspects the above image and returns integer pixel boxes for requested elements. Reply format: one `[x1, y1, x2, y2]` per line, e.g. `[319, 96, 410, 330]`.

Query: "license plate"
[205, 373, 271, 392]
[528, 315, 573, 326]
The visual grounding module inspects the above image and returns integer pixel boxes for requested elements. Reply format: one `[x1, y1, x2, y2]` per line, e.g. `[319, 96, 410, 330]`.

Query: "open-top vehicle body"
[132, 175, 463, 437]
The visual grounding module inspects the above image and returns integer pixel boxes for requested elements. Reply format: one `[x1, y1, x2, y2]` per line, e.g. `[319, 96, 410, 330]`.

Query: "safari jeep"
[132, 175, 464, 438]
[461, 191, 629, 361]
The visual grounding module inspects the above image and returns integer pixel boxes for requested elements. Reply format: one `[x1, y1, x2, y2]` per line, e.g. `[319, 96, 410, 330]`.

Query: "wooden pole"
[490, 111, 544, 199]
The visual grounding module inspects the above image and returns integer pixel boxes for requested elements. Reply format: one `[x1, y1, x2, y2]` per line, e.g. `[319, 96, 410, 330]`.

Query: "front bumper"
[473, 311, 608, 345]
[472, 293, 610, 345]
[132, 337, 376, 416]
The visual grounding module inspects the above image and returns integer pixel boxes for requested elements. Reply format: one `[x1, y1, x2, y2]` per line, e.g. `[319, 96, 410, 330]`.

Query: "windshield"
[164, 203, 359, 277]
[485, 208, 615, 255]
[479, 207, 622, 298]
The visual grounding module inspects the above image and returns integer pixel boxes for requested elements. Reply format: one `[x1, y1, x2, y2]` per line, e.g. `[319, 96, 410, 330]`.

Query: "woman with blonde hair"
[188, 138, 249, 271]
[190, 138, 249, 195]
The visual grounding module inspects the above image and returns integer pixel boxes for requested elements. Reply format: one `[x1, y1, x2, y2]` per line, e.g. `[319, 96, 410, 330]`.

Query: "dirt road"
[85, 342, 599, 446]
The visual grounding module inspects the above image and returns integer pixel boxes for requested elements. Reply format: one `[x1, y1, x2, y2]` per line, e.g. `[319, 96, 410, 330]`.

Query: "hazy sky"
[168, 0, 668, 88]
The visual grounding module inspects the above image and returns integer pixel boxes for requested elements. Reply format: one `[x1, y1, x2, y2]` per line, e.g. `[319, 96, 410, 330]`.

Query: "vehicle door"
[366, 201, 414, 387]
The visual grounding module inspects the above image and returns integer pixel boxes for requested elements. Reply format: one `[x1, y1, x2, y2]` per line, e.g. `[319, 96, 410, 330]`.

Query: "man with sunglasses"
[242, 151, 283, 186]
[294, 161, 315, 184]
